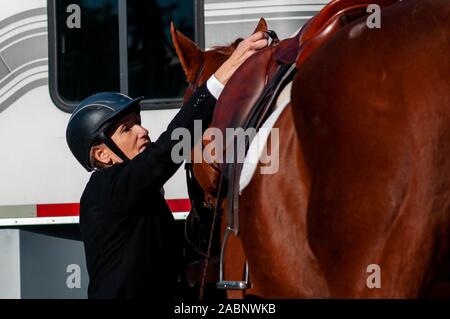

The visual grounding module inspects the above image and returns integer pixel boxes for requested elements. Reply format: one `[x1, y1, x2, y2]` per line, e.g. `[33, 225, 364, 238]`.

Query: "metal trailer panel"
[19, 227, 88, 299]
[204, 0, 328, 47]
[0, 228, 89, 299]
[0, 230, 21, 299]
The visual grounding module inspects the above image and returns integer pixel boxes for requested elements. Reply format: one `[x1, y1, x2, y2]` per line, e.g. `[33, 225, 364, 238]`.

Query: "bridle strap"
[198, 173, 226, 299]
[184, 162, 210, 257]
[189, 62, 206, 93]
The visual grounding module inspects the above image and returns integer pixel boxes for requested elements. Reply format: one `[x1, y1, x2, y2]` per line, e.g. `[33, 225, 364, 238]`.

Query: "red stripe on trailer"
[166, 199, 191, 212]
[36, 199, 191, 217]
[37, 203, 80, 217]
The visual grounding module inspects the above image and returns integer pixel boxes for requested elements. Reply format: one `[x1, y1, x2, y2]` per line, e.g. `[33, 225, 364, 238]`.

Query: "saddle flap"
[209, 47, 279, 173]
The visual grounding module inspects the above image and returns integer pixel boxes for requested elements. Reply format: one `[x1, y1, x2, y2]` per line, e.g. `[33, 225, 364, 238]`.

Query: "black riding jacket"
[79, 85, 216, 299]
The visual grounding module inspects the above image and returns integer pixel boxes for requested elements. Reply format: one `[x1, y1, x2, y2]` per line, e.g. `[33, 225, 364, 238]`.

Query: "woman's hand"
[214, 31, 269, 85]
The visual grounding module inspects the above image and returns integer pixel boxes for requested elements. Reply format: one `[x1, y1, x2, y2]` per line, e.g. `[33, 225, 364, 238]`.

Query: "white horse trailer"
[0, 0, 326, 299]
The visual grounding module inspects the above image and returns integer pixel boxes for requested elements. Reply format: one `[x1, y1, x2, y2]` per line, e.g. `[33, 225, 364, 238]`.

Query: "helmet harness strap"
[98, 131, 130, 164]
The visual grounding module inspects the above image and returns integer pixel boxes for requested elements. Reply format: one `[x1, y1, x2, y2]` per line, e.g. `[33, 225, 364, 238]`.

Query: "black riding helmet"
[66, 92, 144, 172]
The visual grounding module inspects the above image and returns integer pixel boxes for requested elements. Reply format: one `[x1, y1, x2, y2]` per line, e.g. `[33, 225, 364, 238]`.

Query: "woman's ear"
[92, 144, 112, 166]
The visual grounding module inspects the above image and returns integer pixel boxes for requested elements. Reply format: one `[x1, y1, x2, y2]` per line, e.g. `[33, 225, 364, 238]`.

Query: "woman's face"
[108, 112, 150, 162]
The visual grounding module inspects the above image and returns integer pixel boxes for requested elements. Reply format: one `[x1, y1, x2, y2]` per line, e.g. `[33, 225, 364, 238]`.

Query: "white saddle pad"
[239, 81, 292, 193]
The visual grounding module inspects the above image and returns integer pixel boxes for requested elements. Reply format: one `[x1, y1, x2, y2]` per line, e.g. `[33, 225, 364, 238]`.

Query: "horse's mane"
[212, 38, 244, 55]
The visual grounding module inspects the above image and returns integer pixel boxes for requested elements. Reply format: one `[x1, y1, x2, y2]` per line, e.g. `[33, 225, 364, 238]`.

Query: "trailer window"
[49, 0, 201, 113]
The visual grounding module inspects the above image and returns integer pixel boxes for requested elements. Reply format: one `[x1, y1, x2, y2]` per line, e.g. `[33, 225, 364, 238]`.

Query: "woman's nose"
[137, 125, 149, 137]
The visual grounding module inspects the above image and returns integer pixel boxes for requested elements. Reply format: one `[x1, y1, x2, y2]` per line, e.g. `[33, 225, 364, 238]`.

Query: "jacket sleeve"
[110, 84, 217, 203]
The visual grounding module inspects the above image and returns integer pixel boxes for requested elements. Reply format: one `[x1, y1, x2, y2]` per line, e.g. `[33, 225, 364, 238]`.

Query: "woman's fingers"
[214, 31, 269, 85]
[234, 31, 269, 56]
[248, 31, 269, 42]
[234, 38, 267, 64]
[251, 38, 269, 50]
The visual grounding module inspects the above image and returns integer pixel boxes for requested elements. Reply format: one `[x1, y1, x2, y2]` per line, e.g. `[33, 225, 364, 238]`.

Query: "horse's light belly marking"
[239, 81, 293, 193]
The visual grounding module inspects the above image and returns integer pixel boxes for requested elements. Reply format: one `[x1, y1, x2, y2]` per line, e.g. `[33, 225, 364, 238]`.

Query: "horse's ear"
[171, 21, 204, 83]
[253, 17, 268, 34]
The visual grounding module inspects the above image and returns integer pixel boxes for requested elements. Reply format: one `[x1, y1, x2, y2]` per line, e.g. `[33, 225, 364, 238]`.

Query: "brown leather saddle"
[210, 36, 298, 175]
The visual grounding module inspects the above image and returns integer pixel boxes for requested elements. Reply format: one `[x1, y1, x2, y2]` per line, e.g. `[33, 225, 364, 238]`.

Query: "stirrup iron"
[216, 227, 250, 290]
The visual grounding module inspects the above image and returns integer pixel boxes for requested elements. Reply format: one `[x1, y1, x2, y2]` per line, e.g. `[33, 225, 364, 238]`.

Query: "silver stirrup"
[216, 227, 250, 290]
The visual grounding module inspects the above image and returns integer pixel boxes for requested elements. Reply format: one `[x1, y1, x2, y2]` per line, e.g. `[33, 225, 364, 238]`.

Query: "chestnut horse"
[172, 0, 450, 298]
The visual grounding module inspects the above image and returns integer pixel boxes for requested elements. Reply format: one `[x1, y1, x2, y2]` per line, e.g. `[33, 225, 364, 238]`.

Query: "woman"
[65, 31, 268, 299]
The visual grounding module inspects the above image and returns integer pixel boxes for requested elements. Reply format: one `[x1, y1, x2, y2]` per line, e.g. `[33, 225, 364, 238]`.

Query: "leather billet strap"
[265, 30, 280, 46]
[225, 63, 298, 236]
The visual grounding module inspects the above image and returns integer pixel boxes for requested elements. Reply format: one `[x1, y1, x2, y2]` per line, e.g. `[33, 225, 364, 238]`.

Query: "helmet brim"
[95, 96, 144, 136]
